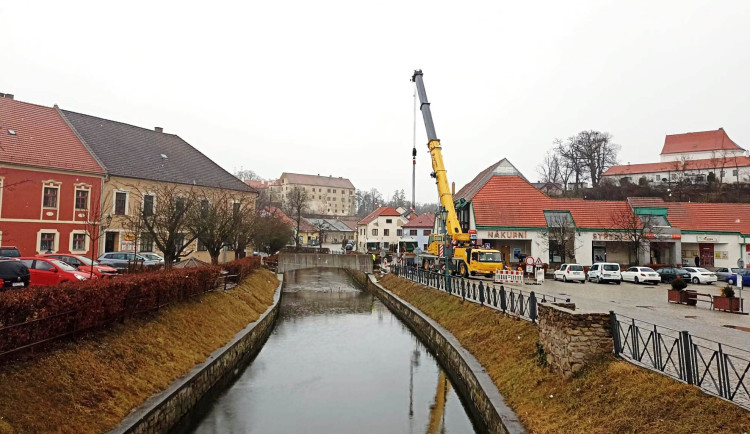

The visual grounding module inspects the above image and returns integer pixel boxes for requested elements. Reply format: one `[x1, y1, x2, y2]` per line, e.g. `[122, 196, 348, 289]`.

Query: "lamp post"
[440, 207, 452, 293]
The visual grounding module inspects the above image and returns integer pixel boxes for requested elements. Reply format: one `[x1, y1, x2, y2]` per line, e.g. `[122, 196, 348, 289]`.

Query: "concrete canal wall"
[111, 276, 284, 434]
[358, 272, 525, 434]
[278, 253, 372, 274]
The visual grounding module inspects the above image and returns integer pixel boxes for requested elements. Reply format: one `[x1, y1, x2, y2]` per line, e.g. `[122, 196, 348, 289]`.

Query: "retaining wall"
[362, 273, 525, 434]
[110, 275, 284, 434]
[537, 302, 613, 378]
[278, 253, 372, 274]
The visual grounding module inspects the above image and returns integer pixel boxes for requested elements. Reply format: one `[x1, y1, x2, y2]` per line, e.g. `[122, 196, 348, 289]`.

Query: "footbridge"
[277, 253, 373, 274]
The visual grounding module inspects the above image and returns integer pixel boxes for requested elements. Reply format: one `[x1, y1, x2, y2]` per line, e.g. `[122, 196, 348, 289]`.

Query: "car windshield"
[478, 252, 502, 262]
[74, 256, 96, 266]
[640, 267, 656, 273]
[569, 265, 583, 271]
[695, 268, 710, 273]
[603, 264, 619, 271]
[50, 260, 77, 271]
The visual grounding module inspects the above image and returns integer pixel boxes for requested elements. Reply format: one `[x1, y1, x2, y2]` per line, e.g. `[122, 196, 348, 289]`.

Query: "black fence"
[392, 265, 569, 323]
[611, 313, 750, 410]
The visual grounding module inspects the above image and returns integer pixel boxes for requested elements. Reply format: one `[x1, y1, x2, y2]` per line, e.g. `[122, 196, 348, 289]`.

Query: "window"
[386, 219, 392, 224]
[333, 197, 336, 201]
[233, 202, 241, 218]
[197, 239, 207, 251]
[384, 229, 390, 236]
[327, 188, 331, 193]
[383, 242, 390, 249]
[40, 233, 55, 252]
[143, 195, 155, 216]
[72, 233, 86, 251]
[176, 197, 185, 212]
[140, 232, 153, 252]
[410, 229, 417, 236]
[397, 229, 402, 236]
[115, 192, 127, 215]
[35, 260, 54, 271]
[333, 189, 336, 193]
[201, 199, 209, 218]
[423, 230, 430, 236]
[733, 169, 739, 176]
[372, 229, 378, 236]
[75, 189, 89, 210]
[318, 195, 321, 199]
[174, 234, 185, 251]
[43, 187, 58, 208]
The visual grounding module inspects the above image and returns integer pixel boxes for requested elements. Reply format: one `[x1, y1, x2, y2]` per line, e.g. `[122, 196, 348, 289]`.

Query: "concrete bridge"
[277, 253, 373, 274]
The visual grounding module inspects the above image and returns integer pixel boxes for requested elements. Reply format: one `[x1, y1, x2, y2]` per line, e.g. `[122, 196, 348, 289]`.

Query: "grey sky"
[2, 1, 749, 204]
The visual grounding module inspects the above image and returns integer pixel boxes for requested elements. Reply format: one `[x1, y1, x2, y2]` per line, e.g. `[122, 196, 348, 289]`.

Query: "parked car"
[0, 246, 21, 258]
[726, 270, 750, 287]
[17, 257, 93, 286]
[588, 263, 621, 284]
[138, 253, 165, 263]
[714, 267, 741, 281]
[655, 267, 690, 283]
[553, 264, 586, 283]
[38, 254, 119, 278]
[621, 266, 661, 285]
[0, 259, 30, 289]
[681, 267, 717, 285]
[97, 252, 157, 271]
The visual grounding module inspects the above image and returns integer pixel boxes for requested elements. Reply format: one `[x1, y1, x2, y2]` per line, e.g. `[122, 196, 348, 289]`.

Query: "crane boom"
[411, 70, 463, 237]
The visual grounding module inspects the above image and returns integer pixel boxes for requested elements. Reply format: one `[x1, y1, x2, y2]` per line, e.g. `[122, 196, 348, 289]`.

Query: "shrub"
[721, 285, 735, 298]
[670, 278, 688, 290]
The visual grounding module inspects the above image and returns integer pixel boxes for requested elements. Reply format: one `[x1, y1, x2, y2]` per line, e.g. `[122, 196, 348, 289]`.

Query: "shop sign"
[592, 232, 627, 242]
[697, 235, 718, 242]
[483, 230, 528, 239]
[714, 251, 729, 260]
[121, 240, 135, 251]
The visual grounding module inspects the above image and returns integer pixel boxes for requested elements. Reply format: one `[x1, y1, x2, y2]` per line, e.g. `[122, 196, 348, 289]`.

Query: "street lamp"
[440, 207, 452, 293]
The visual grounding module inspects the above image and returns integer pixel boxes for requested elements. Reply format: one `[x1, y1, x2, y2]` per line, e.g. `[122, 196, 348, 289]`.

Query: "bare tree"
[537, 149, 563, 185]
[234, 167, 263, 182]
[537, 211, 580, 264]
[573, 130, 619, 187]
[187, 189, 253, 265]
[125, 184, 198, 268]
[610, 209, 664, 266]
[250, 208, 294, 254]
[284, 186, 309, 249]
[80, 189, 113, 278]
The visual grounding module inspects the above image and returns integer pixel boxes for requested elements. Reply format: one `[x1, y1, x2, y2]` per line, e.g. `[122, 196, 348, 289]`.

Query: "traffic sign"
[535, 257, 543, 266]
[525, 256, 535, 266]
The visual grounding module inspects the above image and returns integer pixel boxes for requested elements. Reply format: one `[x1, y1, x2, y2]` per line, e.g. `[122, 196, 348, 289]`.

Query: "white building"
[356, 206, 408, 252]
[402, 213, 435, 251]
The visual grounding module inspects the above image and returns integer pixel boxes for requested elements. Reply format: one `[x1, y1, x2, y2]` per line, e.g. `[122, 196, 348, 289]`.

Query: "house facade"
[356, 206, 407, 252]
[604, 129, 750, 185]
[61, 109, 257, 263]
[0, 96, 106, 257]
[270, 173, 356, 216]
[402, 213, 434, 251]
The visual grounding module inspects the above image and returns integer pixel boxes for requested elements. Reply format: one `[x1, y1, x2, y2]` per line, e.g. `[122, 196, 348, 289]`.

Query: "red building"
[0, 95, 105, 256]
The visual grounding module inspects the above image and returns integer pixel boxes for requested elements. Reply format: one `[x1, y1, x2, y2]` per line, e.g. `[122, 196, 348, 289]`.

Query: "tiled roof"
[306, 218, 355, 232]
[338, 219, 360, 231]
[664, 202, 750, 235]
[455, 158, 525, 201]
[0, 98, 104, 174]
[265, 206, 316, 232]
[627, 197, 666, 207]
[245, 179, 275, 189]
[604, 156, 750, 176]
[358, 206, 402, 225]
[281, 172, 355, 189]
[403, 213, 435, 228]
[61, 109, 253, 192]
[661, 129, 744, 155]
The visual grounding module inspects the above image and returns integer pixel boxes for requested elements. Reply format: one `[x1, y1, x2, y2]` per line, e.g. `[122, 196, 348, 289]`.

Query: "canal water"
[192, 268, 477, 434]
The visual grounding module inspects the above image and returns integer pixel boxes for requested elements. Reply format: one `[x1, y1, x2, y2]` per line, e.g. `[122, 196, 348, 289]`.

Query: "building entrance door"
[699, 243, 714, 267]
[500, 246, 510, 264]
[105, 232, 117, 253]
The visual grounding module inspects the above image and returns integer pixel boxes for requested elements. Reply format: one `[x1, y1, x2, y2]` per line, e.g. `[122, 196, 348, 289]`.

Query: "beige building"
[270, 173, 356, 216]
[61, 109, 257, 264]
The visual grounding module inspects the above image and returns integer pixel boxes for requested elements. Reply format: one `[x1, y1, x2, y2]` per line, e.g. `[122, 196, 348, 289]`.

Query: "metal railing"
[392, 265, 569, 323]
[611, 312, 750, 410]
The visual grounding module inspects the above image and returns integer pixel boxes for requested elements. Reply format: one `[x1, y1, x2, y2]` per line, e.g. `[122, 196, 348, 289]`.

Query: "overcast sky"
[2, 1, 749, 204]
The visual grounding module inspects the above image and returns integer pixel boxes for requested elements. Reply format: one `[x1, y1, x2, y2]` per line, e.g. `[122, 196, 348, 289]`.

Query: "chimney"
[4, 94, 13, 100]
[155, 127, 163, 133]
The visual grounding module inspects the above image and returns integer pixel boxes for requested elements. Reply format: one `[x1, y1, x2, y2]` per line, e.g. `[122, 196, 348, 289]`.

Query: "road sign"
[526, 265, 533, 273]
[535, 257, 543, 267]
[525, 256, 535, 266]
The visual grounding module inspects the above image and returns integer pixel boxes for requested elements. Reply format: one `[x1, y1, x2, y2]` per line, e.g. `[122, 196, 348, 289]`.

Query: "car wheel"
[634, 276, 639, 284]
[616, 280, 621, 285]
[692, 277, 700, 284]
[581, 279, 585, 284]
[563, 275, 567, 283]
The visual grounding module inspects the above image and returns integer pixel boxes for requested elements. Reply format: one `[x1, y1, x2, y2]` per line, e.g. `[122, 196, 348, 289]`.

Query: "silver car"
[97, 252, 157, 271]
[713, 267, 740, 281]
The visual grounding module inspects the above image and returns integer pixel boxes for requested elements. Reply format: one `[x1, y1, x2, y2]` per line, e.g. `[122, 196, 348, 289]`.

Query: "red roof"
[664, 202, 750, 235]
[661, 129, 743, 155]
[0, 98, 104, 174]
[245, 179, 276, 189]
[358, 206, 402, 225]
[265, 206, 316, 232]
[403, 213, 435, 228]
[472, 175, 633, 229]
[604, 156, 750, 176]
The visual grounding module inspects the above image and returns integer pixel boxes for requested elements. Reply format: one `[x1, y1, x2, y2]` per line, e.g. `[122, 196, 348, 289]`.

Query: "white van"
[588, 263, 621, 284]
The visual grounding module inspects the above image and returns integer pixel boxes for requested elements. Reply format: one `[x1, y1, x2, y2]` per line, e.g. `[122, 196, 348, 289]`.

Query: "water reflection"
[192, 268, 476, 434]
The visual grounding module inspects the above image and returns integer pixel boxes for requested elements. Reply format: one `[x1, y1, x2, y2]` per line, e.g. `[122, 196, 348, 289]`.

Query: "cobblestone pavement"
[487, 276, 750, 350]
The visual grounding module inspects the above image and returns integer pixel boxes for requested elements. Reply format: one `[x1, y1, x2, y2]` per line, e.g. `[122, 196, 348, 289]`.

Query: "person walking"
[694, 255, 700, 267]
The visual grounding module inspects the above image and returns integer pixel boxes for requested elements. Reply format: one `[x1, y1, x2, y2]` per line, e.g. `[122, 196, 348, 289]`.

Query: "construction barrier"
[494, 269, 524, 284]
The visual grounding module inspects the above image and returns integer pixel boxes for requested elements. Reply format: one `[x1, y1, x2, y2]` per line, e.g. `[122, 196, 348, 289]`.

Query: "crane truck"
[411, 70, 504, 277]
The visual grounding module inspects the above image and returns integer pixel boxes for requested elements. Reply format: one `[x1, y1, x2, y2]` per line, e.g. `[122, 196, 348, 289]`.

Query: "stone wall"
[111, 276, 284, 434]
[364, 274, 525, 434]
[537, 302, 613, 378]
[278, 253, 372, 274]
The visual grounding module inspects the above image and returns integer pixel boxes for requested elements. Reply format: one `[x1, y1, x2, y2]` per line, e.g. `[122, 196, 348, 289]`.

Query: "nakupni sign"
[482, 230, 528, 239]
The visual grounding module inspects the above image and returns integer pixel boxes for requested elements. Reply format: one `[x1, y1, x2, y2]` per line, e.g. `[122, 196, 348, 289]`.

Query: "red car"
[38, 254, 118, 279]
[17, 257, 95, 286]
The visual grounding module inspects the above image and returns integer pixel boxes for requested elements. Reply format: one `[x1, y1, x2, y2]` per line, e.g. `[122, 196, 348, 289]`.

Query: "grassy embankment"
[378, 274, 750, 433]
[0, 268, 279, 434]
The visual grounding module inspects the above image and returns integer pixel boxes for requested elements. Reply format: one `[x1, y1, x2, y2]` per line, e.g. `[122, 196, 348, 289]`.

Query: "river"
[192, 268, 477, 433]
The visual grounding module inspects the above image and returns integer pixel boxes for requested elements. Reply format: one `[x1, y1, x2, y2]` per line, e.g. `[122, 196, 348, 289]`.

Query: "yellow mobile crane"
[411, 70, 503, 277]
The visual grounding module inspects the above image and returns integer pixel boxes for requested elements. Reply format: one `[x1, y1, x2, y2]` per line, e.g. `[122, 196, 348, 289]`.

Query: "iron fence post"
[609, 311, 620, 356]
[653, 324, 661, 370]
[478, 281, 485, 305]
[718, 343, 729, 399]
[680, 330, 695, 385]
[631, 319, 639, 361]
[529, 291, 537, 323]
[500, 286, 507, 313]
